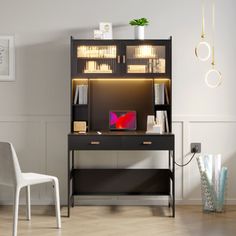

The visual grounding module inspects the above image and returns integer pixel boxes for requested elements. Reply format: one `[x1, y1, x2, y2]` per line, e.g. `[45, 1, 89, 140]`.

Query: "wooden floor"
[0, 205, 236, 236]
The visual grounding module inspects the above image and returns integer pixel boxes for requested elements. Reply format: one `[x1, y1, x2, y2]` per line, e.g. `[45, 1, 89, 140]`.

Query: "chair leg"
[13, 187, 21, 236]
[53, 178, 61, 229]
[26, 185, 31, 220]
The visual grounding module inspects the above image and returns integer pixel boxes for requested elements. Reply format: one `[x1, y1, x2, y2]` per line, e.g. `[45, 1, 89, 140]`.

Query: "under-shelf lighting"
[154, 78, 170, 83]
[89, 78, 153, 81]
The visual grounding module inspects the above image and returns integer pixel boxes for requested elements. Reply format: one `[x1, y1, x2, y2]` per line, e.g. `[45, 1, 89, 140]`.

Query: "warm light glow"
[84, 61, 112, 73]
[154, 78, 171, 84]
[205, 68, 222, 88]
[72, 79, 88, 91]
[77, 45, 116, 58]
[89, 78, 153, 81]
[73, 78, 170, 82]
[72, 78, 88, 82]
[195, 41, 211, 61]
[135, 45, 157, 58]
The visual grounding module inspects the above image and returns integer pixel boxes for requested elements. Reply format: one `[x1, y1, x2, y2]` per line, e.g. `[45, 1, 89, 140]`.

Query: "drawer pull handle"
[123, 55, 126, 63]
[117, 55, 121, 64]
[90, 141, 100, 145]
[143, 141, 152, 145]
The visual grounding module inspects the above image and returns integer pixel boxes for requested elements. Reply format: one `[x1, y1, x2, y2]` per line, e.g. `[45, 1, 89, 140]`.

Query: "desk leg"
[72, 151, 75, 208]
[168, 150, 171, 169]
[172, 149, 175, 217]
[67, 149, 71, 217]
[168, 150, 171, 208]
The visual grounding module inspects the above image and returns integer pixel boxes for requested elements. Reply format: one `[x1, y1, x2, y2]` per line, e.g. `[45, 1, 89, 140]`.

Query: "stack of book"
[156, 110, 169, 133]
[84, 61, 112, 73]
[157, 58, 166, 73]
[74, 84, 88, 104]
[154, 83, 169, 105]
[146, 110, 169, 134]
[127, 65, 147, 73]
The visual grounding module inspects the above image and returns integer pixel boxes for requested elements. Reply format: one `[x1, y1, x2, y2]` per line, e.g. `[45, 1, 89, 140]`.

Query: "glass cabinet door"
[126, 45, 166, 75]
[76, 45, 118, 75]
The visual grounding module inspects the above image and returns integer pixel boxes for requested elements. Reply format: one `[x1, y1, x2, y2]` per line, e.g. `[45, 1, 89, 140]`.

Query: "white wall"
[0, 0, 235, 205]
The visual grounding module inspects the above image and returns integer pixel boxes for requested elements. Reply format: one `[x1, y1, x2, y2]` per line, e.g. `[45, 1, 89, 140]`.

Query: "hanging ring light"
[205, 0, 222, 88]
[205, 67, 222, 88]
[195, 0, 211, 61]
[195, 41, 211, 61]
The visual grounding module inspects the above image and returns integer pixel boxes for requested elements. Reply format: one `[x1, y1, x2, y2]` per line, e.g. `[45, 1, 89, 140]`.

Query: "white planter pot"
[134, 26, 145, 40]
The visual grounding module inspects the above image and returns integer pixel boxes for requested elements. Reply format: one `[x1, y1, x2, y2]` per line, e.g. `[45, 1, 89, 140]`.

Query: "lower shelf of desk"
[72, 169, 172, 195]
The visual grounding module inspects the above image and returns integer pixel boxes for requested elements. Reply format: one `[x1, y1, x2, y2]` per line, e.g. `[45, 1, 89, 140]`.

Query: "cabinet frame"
[71, 38, 171, 78]
[68, 36, 175, 218]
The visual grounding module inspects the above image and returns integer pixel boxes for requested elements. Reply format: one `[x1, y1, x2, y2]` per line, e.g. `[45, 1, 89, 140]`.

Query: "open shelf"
[73, 169, 172, 195]
[73, 104, 88, 107]
[155, 104, 171, 109]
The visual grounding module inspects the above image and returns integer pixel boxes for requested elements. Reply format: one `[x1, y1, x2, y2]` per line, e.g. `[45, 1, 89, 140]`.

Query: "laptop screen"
[109, 111, 137, 130]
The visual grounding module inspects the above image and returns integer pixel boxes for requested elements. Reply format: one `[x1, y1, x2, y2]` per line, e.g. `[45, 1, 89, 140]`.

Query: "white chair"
[0, 142, 61, 236]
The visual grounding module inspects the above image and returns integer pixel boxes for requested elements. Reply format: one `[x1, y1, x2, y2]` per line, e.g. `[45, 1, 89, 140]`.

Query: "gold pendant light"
[205, 0, 222, 88]
[195, 0, 211, 61]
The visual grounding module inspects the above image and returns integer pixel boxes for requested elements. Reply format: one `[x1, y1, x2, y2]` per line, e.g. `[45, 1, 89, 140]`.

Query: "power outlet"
[190, 143, 201, 153]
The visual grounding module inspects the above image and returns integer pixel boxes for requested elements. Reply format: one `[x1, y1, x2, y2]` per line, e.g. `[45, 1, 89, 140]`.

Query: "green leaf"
[129, 17, 149, 26]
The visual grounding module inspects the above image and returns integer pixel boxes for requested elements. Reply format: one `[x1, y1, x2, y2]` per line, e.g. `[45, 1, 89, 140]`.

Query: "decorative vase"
[135, 26, 145, 40]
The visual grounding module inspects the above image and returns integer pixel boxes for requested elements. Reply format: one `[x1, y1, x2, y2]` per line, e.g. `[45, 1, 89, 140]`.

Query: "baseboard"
[1, 197, 236, 206]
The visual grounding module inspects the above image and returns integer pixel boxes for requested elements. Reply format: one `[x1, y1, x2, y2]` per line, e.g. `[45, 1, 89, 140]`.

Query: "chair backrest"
[0, 142, 23, 187]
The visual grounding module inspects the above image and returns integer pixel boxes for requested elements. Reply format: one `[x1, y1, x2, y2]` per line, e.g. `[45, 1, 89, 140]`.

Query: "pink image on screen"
[109, 111, 136, 130]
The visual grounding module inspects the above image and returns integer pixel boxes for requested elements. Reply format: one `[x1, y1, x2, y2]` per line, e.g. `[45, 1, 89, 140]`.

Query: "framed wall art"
[0, 36, 15, 81]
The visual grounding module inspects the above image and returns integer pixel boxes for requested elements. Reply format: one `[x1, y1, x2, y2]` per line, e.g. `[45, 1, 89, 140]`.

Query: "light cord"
[174, 152, 196, 167]
[201, 0, 206, 38]
[205, 0, 222, 88]
[211, 0, 215, 66]
[195, 0, 211, 61]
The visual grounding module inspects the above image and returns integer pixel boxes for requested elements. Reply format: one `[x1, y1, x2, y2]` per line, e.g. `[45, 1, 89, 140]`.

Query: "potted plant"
[129, 18, 149, 39]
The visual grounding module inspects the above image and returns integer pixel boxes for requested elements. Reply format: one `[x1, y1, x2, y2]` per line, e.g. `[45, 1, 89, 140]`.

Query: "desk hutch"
[68, 37, 175, 217]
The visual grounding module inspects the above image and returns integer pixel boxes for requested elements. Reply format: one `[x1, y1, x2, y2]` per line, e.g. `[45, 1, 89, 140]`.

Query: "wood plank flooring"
[0, 205, 236, 236]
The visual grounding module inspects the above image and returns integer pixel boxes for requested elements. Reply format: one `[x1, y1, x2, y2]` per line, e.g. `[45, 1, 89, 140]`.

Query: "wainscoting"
[0, 115, 235, 205]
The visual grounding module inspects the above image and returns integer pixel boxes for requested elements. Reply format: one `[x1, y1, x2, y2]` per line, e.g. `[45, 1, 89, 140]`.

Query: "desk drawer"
[122, 135, 174, 150]
[68, 135, 121, 150]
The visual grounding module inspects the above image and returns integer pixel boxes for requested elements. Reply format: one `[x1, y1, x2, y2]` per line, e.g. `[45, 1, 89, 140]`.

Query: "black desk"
[68, 132, 175, 217]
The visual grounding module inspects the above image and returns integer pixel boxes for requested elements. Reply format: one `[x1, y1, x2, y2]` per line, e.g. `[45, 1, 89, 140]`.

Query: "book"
[78, 85, 83, 104]
[154, 83, 165, 105]
[146, 124, 161, 134]
[73, 85, 79, 104]
[156, 110, 169, 133]
[158, 58, 166, 73]
[154, 84, 158, 104]
[156, 110, 165, 133]
[83, 85, 88, 104]
[164, 85, 169, 104]
[164, 111, 169, 133]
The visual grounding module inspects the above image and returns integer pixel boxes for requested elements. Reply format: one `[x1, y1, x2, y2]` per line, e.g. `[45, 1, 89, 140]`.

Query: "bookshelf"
[68, 37, 175, 217]
[71, 39, 172, 133]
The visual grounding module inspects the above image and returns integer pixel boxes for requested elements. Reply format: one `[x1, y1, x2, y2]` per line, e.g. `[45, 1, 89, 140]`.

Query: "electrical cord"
[174, 152, 196, 167]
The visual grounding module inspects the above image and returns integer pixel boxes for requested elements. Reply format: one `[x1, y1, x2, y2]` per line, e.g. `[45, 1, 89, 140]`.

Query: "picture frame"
[99, 22, 113, 39]
[0, 36, 15, 81]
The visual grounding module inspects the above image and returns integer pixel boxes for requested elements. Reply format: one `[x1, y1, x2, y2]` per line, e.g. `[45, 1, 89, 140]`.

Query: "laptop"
[109, 110, 137, 130]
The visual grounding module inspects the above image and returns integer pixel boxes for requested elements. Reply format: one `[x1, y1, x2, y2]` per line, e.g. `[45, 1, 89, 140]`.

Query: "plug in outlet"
[190, 143, 201, 153]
